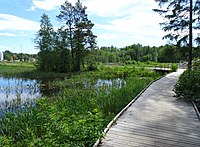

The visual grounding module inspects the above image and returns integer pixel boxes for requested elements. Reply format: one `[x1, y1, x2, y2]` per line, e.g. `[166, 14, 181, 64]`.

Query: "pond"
[0, 77, 41, 114]
[84, 78, 126, 93]
[0, 77, 126, 114]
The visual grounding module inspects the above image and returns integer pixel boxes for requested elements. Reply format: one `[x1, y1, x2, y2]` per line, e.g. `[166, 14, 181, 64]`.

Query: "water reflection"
[0, 77, 41, 114]
[0, 77, 126, 114]
[84, 78, 126, 92]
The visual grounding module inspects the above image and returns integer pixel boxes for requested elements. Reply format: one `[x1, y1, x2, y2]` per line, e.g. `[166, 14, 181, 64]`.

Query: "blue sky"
[0, 0, 167, 54]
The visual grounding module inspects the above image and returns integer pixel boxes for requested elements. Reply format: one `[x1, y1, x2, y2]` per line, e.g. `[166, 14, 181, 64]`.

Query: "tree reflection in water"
[0, 77, 41, 115]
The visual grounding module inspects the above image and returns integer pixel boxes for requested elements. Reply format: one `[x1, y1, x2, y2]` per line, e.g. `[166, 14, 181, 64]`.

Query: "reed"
[0, 63, 161, 146]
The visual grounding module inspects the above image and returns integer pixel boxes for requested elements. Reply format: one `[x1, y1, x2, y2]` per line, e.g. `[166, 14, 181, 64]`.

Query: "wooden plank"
[116, 121, 200, 137]
[102, 132, 199, 147]
[101, 134, 156, 147]
[108, 126, 200, 146]
[118, 117, 200, 130]
[112, 124, 200, 145]
[98, 70, 200, 147]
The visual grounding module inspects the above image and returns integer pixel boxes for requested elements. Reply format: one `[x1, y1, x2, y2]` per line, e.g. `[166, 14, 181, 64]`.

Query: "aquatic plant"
[0, 63, 160, 146]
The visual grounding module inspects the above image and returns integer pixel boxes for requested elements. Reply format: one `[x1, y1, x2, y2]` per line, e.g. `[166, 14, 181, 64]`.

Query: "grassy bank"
[0, 62, 71, 80]
[0, 62, 161, 146]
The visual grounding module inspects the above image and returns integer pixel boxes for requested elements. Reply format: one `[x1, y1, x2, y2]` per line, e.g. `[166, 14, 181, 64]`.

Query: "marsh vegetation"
[0, 62, 162, 146]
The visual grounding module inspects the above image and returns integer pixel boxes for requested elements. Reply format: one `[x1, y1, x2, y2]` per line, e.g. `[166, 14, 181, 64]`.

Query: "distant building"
[0, 52, 3, 61]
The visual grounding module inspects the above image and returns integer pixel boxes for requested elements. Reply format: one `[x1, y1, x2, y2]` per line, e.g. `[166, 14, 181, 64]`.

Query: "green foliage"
[0, 93, 106, 146]
[0, 64, 72, 80]
[35, 13, 59, 72]
[170, 64, 178, 72]
[154, 0, 199, 46]
[87, 63, 98, 71]
[193, 59, 200, 70]
[125, 60, 137, 65]
[174, 70, 200, 101]
[0, 136, 13, 146]
[72, 66, 160, 80]
[0, 65, 159, 146]
[35, 1, 97, 73]
[96, 77, 153, 115]
[154, 0, 200, 69]
[95, 44, 197, 65]
[2, 50, 36, 62]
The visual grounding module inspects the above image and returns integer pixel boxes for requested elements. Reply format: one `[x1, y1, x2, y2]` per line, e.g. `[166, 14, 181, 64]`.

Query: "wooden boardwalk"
[99, 69, 200, 147]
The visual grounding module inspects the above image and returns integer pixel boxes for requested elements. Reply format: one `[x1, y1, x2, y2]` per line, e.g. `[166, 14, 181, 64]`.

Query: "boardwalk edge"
[192, 101, 200, 121]
[93, 76, 163, 147]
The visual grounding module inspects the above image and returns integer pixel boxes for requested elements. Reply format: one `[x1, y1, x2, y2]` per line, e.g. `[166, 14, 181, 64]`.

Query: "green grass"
[0, 61, 35, 67]
[0, 62, 72, 80]
[0, 62, 161, 146]
[124, 61, 178, 69]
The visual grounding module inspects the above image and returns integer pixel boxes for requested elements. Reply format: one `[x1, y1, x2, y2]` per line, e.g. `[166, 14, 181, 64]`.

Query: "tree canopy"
[153, 0, 200, 69]
[35, 1, 96, 72]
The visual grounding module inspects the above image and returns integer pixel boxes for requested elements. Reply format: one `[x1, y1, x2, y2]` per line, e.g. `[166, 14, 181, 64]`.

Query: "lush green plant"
[174, 70, 200, 101]
[87, 63, 98, 71]
[0, 64, 72, 80]
[124, 60, 137, 65]
[0, 64, 160, 146]
[170, 64, 178, 72]
[95, 77, 153, 115]
[0, 92, 107, 146]
[193, 59, 200, 70]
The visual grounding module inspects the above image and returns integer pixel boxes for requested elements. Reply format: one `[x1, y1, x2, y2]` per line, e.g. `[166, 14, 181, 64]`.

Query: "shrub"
[124, 60, 137, 65]
[87, 63, 98, 71]
[171, 64, 178, 72]
[193, 59, 200, 70]
[174, 70, 200, 101]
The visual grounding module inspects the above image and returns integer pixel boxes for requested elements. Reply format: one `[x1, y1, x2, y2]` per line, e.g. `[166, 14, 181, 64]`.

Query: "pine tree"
[154, 0, 200, 69]
[73, 1, 97, 71]
[35, 13, 55, 71]
[53, 28, 72, 72]
[57, 0, 96, 71]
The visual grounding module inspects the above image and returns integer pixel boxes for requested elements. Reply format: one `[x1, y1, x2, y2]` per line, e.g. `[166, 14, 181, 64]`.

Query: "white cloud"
[27, 6, 36, 11]
[84, 0, 135, 17]
[27, 0, 166, 47]
[96, 13, 164, 37]
[98, 33, 123, 40]
[84, 0, 159, 17]
[89, 0, 166, 47]
[0, 14, 40, 31]
[0, 32, 17, 36]
[31, 0, 77, 10]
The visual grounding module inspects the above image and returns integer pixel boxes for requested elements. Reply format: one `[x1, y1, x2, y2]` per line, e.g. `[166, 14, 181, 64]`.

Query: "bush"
[174, 70, 200, 101]
[124, 60, 137, 65]
[87, 63, 98, 71]
[171, 64, 178, 72]
[193, 59, 200, 70]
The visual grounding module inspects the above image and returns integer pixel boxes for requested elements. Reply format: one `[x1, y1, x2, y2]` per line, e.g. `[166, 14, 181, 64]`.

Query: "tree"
[57, 0, 96, 71]
[3, 50, 13, 61]
[154, 0, 200, 69]
[53, 28, 72, 72]
[35, 13, 55, 71]
[57, 1, 75, 70]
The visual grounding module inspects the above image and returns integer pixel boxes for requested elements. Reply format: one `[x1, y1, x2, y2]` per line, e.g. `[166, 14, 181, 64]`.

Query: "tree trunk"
[188, 0, 193, 70]
[69, 25, 75, 71]
[76, 28, 81, 71]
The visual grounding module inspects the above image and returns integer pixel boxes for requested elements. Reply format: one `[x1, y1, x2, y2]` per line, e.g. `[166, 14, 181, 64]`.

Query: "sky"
[0, 0, 167, 54]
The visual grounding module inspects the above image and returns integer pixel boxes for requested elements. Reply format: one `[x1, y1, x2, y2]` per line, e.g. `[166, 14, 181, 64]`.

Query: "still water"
[84, 78, 126, 92]
[0, 77, 126, 114]
[0, 77, 41, 113]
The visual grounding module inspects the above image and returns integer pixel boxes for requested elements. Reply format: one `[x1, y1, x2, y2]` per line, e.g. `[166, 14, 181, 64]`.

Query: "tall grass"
[0, 64, 71, 80]
[0, 64, 161, 146]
